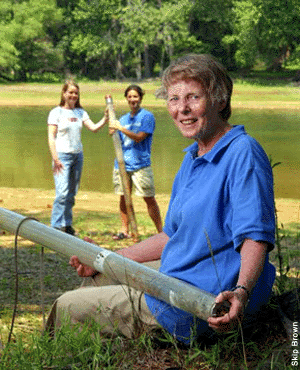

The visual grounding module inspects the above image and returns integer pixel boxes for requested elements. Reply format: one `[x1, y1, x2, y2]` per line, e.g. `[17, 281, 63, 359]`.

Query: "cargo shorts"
[113, 166, 155, 197]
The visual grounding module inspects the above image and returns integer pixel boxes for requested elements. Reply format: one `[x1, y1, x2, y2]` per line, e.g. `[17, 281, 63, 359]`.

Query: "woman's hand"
[53, 159, 64, 175]
[207, 289, 248, 333]
[69, 256, 98, 277]
[108, 127, 116, 136]
[208, 240, 267, 333]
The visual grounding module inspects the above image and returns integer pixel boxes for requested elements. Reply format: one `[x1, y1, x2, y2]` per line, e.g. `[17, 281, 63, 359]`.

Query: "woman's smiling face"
[167, 79, 225, 144]
[63, 85, 79, 108]
[126, 89, 142, 114]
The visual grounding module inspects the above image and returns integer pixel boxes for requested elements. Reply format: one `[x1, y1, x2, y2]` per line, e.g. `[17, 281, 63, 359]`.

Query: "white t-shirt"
[47, 106, 90, 153]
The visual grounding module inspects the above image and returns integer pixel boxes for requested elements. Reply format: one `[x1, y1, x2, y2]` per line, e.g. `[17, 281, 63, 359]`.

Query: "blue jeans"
[51, 152, 83, 229]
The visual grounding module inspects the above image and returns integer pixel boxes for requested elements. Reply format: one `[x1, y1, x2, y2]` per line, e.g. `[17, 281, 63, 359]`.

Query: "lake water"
[0, 106, 299, 199]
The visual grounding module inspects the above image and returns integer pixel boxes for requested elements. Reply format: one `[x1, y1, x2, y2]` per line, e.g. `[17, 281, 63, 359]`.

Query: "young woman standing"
[47, 81, 108, 235]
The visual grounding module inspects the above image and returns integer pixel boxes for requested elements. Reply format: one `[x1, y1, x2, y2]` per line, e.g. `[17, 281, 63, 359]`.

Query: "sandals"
[112, 232, 129, 240]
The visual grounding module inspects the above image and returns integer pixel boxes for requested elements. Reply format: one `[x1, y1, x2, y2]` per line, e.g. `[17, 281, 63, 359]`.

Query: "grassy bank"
[0, 189, 299, 369]
[0, 80, 299, 110]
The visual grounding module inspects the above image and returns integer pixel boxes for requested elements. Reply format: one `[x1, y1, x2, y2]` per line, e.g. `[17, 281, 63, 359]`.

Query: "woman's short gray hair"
[157, 54, 233, 120]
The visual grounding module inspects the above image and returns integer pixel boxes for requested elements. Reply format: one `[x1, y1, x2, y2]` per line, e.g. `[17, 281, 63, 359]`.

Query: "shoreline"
[0, 187, 299, 230]
[0, 101, 299, 111]
[0, 82, 299, 111]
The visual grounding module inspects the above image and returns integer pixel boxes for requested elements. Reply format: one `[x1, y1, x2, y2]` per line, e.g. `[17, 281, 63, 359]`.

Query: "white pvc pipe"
[0, 207, 228, 321]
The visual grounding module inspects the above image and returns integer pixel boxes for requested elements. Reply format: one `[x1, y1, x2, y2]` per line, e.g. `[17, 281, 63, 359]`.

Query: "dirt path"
[0, 188, 170, 247]
[0, 187, 299, 228]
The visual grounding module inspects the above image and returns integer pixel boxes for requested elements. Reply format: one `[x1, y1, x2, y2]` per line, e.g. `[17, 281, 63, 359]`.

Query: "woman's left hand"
[108, 127, 116, 136]
[207, 289, 248, 333]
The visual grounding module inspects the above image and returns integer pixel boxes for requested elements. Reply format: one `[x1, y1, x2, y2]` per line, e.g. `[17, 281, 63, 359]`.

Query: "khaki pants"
[46, 261, 161, 338]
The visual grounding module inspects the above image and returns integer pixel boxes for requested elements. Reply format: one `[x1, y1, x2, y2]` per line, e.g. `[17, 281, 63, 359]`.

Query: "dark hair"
[158, 54, 233, 120]
[59, 80, 82, 108]
[124, 85, 145, 100]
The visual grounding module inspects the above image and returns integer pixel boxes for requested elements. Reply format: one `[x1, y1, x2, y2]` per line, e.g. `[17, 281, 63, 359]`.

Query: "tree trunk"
[160, 47, 165, 77]
[16, 69, 27, 82]
[267, 46, 289, 72]
[135, 51, 142, 81]
[115, 54, 125, 80]
[144, 44, 151, 78]
[167, 35, 174, 61]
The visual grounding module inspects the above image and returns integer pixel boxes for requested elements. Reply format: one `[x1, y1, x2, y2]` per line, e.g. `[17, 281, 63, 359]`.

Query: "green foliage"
[0, 0, 63, 81]
[191, 0, 234, 66]
[1, 0, 300, 81]
[67, 0, 202, 79]
[71, 0, 121, 55]
[224, 0, 260, 68]
[157, 0, 203, 59]
[227, 0, 300, 70]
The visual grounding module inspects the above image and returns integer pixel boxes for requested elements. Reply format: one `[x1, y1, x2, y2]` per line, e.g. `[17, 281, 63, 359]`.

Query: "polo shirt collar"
[130, 108, 142, 118]
[184, 125, 246, 162]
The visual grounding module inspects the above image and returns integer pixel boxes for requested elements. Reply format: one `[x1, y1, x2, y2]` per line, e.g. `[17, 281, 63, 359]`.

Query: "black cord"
[7, 217, 38, 345]
[40, 245, 45, 328]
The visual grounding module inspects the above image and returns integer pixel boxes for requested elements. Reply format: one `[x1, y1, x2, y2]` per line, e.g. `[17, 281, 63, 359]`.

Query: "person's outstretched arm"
[70, 231, 169, 277]
[117, 231, 168, 262]
[109, 120, 149, 143]
[83, 110, 109, 133]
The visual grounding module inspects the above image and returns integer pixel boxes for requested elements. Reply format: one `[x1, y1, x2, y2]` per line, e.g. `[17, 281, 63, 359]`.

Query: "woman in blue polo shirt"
[48, 55, 276, 346]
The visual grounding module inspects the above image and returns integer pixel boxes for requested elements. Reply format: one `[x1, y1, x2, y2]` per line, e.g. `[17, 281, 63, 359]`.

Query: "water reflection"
[0, 106, 299, 199]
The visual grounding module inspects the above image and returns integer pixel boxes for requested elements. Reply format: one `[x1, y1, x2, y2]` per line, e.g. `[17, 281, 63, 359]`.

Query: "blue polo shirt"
[114, 108, 155, 171]
[145, 125, 276, 344]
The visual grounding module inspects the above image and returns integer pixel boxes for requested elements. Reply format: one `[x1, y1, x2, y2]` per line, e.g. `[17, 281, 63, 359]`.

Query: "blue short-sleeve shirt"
[145, 125, 276, 343]
[114, 108, 155, 171]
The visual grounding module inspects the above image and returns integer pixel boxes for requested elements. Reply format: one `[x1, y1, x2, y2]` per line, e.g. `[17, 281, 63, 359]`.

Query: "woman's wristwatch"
[231, 285, 250, 300]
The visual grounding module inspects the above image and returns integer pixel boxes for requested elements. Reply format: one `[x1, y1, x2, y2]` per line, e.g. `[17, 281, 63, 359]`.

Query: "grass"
[0, 78, 299, 110]
[0, 200, 299, 369]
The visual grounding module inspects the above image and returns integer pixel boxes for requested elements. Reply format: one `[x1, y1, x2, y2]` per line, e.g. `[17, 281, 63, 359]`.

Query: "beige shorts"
[113, 166, 155, 197]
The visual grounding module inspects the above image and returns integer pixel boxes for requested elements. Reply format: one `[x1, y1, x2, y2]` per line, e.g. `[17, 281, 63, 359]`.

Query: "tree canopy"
[0, 0, 299, 81]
